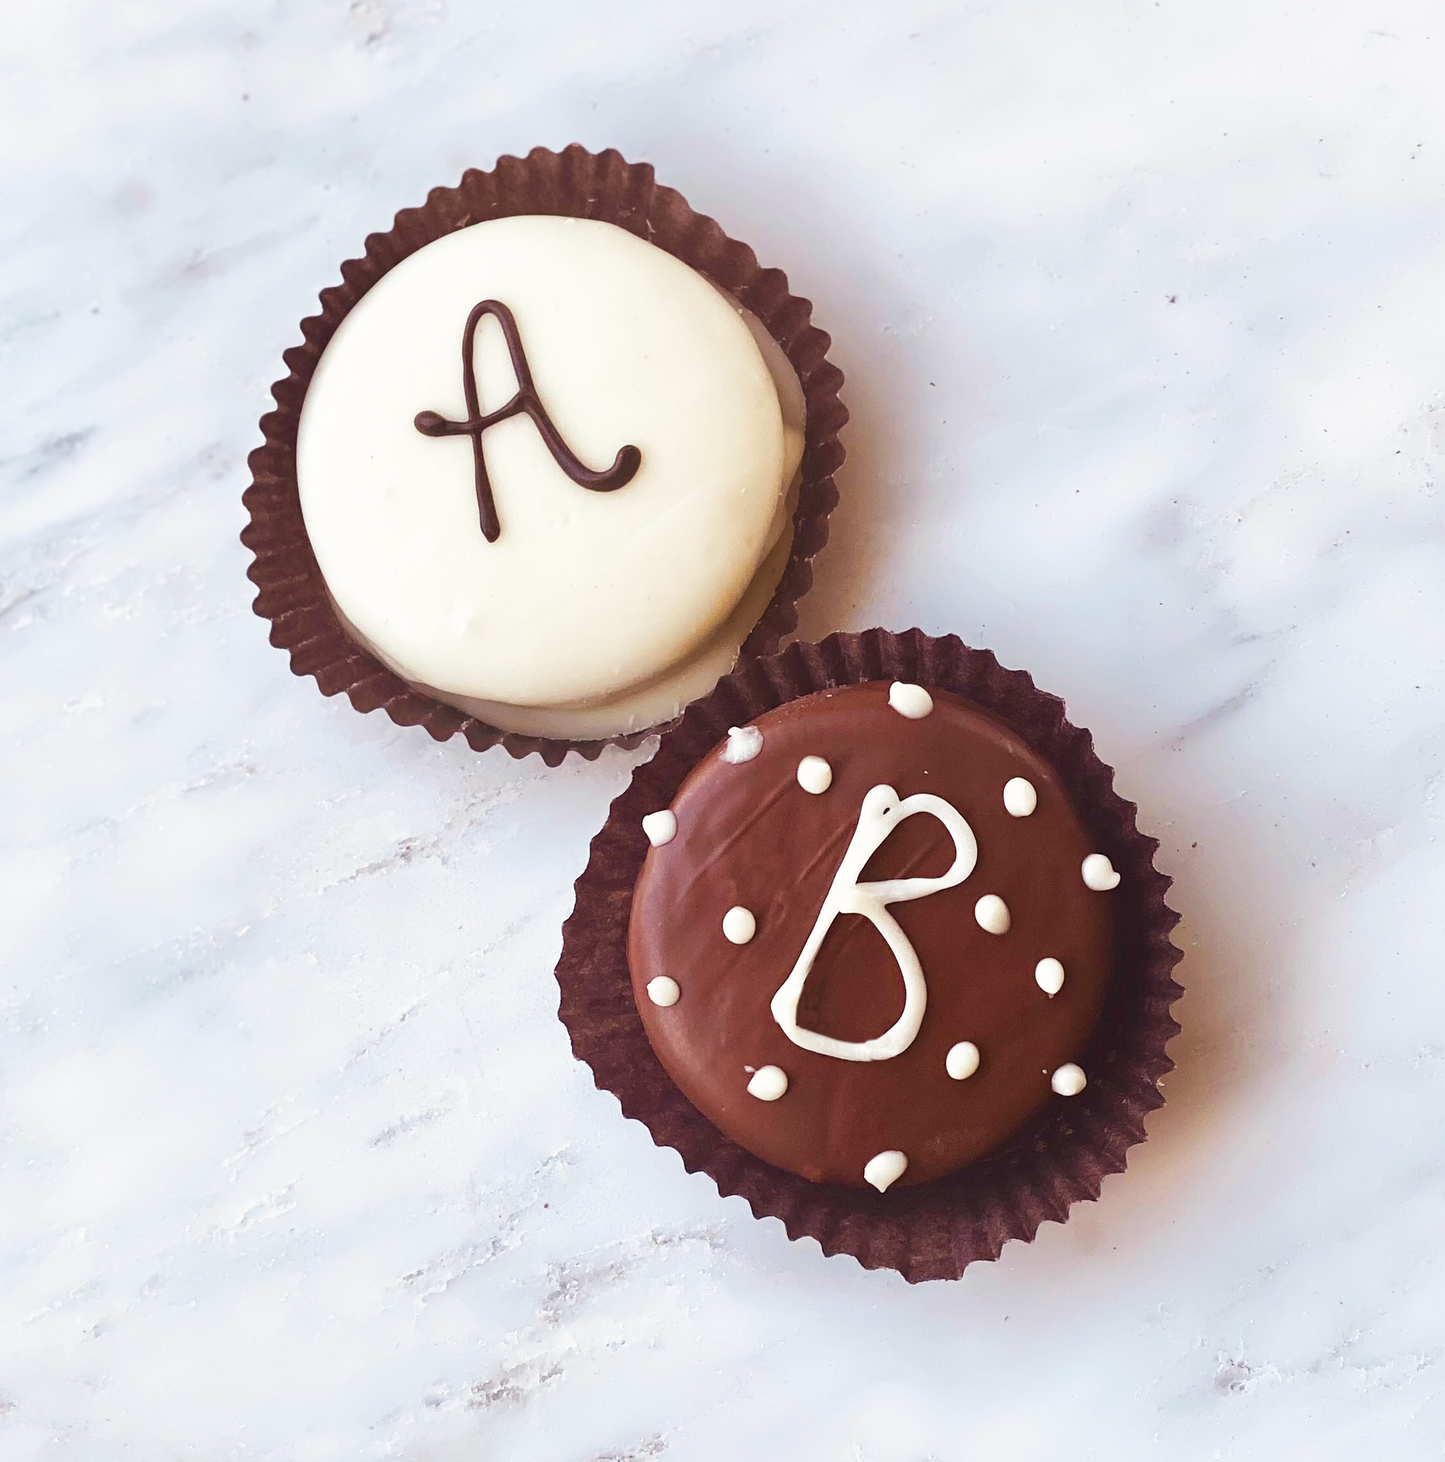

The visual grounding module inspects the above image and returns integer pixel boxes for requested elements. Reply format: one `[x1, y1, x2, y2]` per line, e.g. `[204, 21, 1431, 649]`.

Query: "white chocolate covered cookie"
[297, 215, 803, 736]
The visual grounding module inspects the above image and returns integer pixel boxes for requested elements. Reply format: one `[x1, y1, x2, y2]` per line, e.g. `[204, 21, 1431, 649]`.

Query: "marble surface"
[5, 2, 1445, 1456]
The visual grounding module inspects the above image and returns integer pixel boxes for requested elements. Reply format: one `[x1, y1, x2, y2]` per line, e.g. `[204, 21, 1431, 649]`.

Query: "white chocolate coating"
[722, 906, 757, 945]
[973, 893, 1011, 935]
[888, 682, 934, 719]
[299, 215, 792, 715]
[1051, 1062, 1087, 1096]
[412, 521, 793, 738]
[641, 810, 677, 848]
[1082, 853, 1122, 891]
[796, 756, 833, 794]
[646, 976, 681, 1008]
[863, 1150, 909, 1192]
[746, 1065, 789, 1101]
[945, 1041, 981, 1080]
[1003, 776, 1037, 817]
[1035, 956, 1066, 996]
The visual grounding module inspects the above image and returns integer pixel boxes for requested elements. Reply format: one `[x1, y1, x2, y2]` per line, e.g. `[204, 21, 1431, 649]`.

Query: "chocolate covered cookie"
[244, 145, 847, 763]
[628, 681, 1120, 1189]
[297, 214, 805, 740]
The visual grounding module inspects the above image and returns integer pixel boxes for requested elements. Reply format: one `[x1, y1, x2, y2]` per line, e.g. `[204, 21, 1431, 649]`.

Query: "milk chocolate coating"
[628, 682, 1114, 1188]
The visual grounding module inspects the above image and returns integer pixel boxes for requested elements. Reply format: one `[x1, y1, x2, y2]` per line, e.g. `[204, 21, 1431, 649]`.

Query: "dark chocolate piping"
[414, 298, 641, 542]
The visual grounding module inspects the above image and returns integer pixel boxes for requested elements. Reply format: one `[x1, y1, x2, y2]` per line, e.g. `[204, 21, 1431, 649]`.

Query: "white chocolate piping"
[863, 1150, 909, 1192]
[746, 1065, 789, 1101]
[796, 756, 833, 794]
[1082, 853, 1121, 891]
[888, 682, 934, 719]
[946, 1041, 981, 1080]
[641, 810, 677, 847]
[974, 894, 1011, 935]
[1035, 957, 1065, 996]
[646, 976, 680, 1007]
[1051, 1062, 1087, 1096]
[770, 784, 977, 1062]
[1003, 777, 1037, 817]
[722, 725, 764, 764]
[722, 906, 756, 945]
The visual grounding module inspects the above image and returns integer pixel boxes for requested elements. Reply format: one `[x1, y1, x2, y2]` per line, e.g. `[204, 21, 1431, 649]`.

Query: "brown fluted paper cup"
[555, 629, 1183, 1282]
[242, 144, 847, 767]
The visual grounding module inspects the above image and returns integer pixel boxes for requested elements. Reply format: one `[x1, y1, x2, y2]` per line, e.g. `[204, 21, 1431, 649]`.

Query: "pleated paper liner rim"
[556, 629, 1183, 1282]
[241, 144, 848, 767]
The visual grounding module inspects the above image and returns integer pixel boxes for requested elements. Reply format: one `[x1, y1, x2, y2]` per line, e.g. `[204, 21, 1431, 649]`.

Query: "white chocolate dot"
[888, 682, 934, 719]
[646, 976, 680, 1007]
[641, 810, 676, 847]
[945, 1041, 980, 1080]
[721, 725, 763, 764]
[1082, 853, 1121, 891]
[1003, 777, 1037, 817]
[1035, 957, 1065, 996]
[746, 1065, 788, 1101]
[1051, 1062, 1087, 1096]
[797, 756, 833, 794]
[863, 1149, 909, 1192]
[722, 906, 756, 944]
[974, 893, 1011, 935]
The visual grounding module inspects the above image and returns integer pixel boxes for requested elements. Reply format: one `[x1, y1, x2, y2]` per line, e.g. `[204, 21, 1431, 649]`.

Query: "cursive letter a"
[414, 299, 641, 542]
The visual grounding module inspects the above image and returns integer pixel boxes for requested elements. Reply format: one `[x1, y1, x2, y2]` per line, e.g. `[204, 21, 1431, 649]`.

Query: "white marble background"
[4, 0, 1445, 1456]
